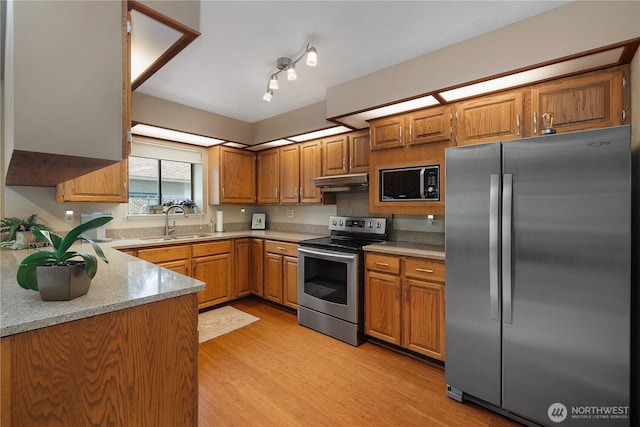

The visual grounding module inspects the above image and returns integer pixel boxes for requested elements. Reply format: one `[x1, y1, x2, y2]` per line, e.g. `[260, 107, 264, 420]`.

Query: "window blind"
[131, 139, 202, 164]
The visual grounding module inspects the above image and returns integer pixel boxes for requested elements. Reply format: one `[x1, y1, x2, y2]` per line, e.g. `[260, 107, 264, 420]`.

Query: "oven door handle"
[298, 247, 357, 260]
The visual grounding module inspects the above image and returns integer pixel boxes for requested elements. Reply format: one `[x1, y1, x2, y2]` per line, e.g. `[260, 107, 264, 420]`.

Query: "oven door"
[297, 246, 360, 323]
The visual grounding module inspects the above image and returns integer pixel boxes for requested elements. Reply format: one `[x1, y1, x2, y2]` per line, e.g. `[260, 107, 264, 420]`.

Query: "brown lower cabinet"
[192, 240, 233, 309]
[263, 240, 298, 309]
[365, 252, 446, 361]
[121, 237, 297, 310]
[1, 294, 198, 426]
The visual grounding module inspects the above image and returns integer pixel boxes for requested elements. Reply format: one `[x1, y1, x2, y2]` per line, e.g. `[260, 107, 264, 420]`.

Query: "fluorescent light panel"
[289, 126, 352, 142]
[440, 47, 624, 102]
[245, 139, 291, 151]
[335, 95, 439, 129]
[223, 142, 248, 149]
[131, 124, 225, 147]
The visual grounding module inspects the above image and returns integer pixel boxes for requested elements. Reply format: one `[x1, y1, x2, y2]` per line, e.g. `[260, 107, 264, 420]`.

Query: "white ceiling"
[136, 1, 570, 125]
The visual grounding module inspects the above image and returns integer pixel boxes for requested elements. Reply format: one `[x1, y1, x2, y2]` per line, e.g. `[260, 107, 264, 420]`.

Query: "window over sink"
[128, 139, 203, 215]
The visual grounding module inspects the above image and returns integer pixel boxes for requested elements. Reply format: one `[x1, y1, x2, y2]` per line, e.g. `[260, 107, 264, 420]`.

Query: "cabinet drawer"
[403, 258, 445, 282]
[137, 245, 190, 263]
[264, 241, 298, 257]
[366, 253, 400, 274]
[192, 240, 232, 258]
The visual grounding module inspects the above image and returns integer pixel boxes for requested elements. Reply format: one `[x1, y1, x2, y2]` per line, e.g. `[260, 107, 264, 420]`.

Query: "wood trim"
[1, 337, 12, 426]
[128, 0, 201, 91]
[5, 151, 117, 187]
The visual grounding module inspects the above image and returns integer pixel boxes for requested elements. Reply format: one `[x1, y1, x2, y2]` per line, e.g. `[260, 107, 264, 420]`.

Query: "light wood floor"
[198, 299, 522, 427]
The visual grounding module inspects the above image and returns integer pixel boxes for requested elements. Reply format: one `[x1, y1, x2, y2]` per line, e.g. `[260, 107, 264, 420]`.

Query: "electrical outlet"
[287, 209, 294, 218]
[64, 210, 74, 223]
[240, 208, 245, 217]
[426, 215, 435, 228]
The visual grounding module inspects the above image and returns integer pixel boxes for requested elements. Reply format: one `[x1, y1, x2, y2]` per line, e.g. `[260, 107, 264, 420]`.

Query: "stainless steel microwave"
[379, 165, 440, 201]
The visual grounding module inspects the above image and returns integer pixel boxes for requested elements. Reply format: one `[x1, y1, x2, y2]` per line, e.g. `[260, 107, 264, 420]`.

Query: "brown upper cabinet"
[370, 106, 453, 151]
[257, 148, 279, 204]
[280, 145, 301, 204]
[209, 146, 256, 204]
[455, 92, 525, 146]
[530, 67, 627, 135]
[299, 140, 323, 203]
[56, 159, 129, 203]
[322, 130, 371, 175]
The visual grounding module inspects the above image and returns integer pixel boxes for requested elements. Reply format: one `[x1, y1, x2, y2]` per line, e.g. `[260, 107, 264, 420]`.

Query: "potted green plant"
[16, 216, 113, 301]
[0, 214, 53, 247]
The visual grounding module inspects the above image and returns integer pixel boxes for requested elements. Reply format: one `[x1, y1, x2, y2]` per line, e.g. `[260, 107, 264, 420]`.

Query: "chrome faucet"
[165, 204, 189, 236]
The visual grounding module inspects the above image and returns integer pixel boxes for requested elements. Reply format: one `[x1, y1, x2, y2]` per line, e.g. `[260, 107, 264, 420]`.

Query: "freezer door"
[502, 126, 631, 426]
[445, 142, 502, 406]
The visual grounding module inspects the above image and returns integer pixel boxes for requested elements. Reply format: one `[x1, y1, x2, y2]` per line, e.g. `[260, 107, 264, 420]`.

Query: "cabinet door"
[531, 68, 624, 135]
[56, 159, 128, 203]
[322, 136, 348, 176]
[263, 253, 283, 304]
[282, 255, 298, 309]
[280, 145, 300, 204]
[193, 253, 233, 308]
[220, 147, 256, 204]
[257, 148, 279, 204]
[249, 238, 264, 296]
[158, 259, 190, 276]
[234, 239, 251, 298]
[407, 106, 453, 146]
[402, 278, 445, 361]
[348, 130, 370, 173]
[370, 116, 404, 151]
[299, 140, 323, 203]
[456, 91, 524, 146]
[364, 270, 401, 345]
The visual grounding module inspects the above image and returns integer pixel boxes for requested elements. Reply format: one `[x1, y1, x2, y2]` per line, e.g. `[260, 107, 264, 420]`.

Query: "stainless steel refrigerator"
[444, 126, 631, 426]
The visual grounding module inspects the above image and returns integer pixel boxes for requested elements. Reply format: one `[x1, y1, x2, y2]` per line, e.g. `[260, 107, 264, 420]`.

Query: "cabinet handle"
[300, 188, 303, 199]
[295, 187, 298, 197]
[415, 268, 434, 273]
[623, 110, 627, 121]
[516, 114, 521, 136]
[399, 127, 403, 143]
[276, 188, 278, 199]
[222, 188, 225, 199]
[409, 124, 413, 142]
[533, 112, 538, 134]
[342, 158, 345, 170]
[277, 246, 286, 251]
[375, 262, 389, 267]
[395, 285, 400, 298]
[404, 287, 409, 301]
[349, 157, 353, 170]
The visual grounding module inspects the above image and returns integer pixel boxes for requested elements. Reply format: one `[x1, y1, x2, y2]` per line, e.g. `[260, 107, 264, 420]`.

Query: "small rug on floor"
[199, 306, 260, 343]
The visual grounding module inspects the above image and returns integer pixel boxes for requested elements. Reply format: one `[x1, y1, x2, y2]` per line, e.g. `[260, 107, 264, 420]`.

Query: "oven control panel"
[329, 216, 387, 235]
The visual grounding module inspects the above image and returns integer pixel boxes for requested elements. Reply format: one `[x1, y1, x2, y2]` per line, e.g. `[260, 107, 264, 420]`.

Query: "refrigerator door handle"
[502, 173, 513, 324]
[489, 174, 501, 321]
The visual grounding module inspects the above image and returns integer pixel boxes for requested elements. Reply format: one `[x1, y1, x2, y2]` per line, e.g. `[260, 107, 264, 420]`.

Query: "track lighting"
[262, 43, 318, 102]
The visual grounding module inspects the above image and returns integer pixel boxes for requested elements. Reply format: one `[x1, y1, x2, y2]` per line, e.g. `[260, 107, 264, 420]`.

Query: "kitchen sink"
[140, 233, 215, 242]
[173, 234, 215, 240]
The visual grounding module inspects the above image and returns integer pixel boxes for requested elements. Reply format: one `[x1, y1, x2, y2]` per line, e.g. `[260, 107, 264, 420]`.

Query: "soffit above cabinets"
[330, 41, 639, 129]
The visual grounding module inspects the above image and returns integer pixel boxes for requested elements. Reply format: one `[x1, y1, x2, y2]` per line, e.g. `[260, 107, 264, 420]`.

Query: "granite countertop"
[363, 241, 445, 260]
[0, 230, 322, 338]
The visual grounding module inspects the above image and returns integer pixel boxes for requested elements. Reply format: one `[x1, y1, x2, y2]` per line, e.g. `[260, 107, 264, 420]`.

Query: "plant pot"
[15, 231, 36, 246]
[36, 261, 91, 301]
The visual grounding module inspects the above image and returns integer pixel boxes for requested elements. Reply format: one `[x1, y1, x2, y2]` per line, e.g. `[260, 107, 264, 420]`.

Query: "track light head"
[269, 74, 279, 90]
[262, 89, 273, 102]
[306, 47, 318, 67]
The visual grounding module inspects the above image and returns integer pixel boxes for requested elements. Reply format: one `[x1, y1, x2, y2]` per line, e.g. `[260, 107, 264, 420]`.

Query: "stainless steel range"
[297, 216, 388, 346]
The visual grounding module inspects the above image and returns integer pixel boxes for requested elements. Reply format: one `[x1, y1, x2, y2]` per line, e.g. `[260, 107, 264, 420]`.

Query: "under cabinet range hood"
[313, 173, 369, 192]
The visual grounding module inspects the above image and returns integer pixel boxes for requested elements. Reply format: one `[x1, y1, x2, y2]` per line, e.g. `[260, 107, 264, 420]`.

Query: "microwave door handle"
[420, 168, 426, 199]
